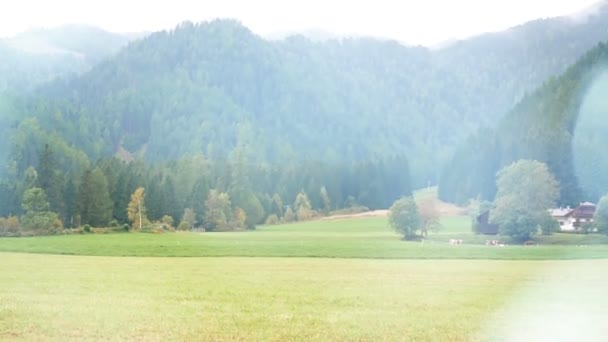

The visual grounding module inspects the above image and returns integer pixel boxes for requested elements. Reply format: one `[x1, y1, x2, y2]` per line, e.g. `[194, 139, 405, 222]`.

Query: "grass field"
[1, 213, 607, 341]
[0, 216, 607, 259]
[3, 253, 606, 341]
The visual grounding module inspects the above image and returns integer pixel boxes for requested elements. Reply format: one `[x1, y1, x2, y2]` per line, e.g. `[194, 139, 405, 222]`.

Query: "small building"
[476, 210, 499, 235]
[549, 207, 573, 230]
[549, 202, 596, 232]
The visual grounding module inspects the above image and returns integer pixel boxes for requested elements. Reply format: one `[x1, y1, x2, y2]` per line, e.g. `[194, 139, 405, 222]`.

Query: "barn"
[476, 210, 499, 235]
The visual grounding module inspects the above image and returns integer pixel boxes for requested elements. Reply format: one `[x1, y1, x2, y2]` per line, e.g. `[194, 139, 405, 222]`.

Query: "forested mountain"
[5, 3, 608, 185]
[2, 2, 608, 225]
[439, 42, 608, 205]
[0, 25, 139, 94]
[433, 1, 608, 127]
[0, 25, 141, 182]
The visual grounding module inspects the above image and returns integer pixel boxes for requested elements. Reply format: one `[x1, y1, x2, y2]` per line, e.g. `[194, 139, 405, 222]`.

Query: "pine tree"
[63, 178, 77, 228]
[78, 167, 112, 227]
[146, 175, 163, 221]
[36, 144, 64, 216]
[161, 176, 181, 224]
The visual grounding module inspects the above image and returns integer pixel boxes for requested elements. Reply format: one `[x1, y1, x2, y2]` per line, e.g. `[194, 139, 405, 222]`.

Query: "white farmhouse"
[549, 202, 596, 232]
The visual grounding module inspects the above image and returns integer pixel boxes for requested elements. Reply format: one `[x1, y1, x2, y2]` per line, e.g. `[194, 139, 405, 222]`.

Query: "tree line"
[5, 17, 608, 191]
[439, 42, 608, 206]
[0, 144, 411, 236]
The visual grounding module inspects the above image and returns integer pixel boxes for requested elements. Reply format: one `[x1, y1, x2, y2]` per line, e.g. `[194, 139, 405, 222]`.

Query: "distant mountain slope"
[439, 41, 608, 205]
[434, 0, 608, 127]
[5, 24, 142, 63]
[4, 2, 608, 187]
[0, 25, 143, 94]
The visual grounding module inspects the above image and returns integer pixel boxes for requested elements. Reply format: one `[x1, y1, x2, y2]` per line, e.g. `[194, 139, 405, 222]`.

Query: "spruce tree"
[78, 167, 112, 227]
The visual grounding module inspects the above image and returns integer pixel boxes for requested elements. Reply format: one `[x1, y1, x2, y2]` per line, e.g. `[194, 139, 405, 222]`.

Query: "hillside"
[0, 25, 139, 94]
[439, 42, 608, 205]
[4, 4, 608, 188]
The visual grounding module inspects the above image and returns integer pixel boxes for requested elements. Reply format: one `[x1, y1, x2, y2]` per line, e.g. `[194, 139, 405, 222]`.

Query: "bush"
[539, 213, 560, 235]
[141, 222, 165, 234]
[161, 215, 175, 228]
[110, 219, 119, 227]
[265, 214, 280, 225]
[0, 216, 21, 236]
[296, 207, 315, 221]
[580, 222, 596, 234]
[177, 221, 191, 231]
[284, 207, 295, 223]
[122, 224, 130, 231]
[83, 224, 91, 233]
[21, 211, 59, 232]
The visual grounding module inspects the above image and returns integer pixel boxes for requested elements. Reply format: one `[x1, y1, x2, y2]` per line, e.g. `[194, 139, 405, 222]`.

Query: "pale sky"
[0, 0, 601, 46]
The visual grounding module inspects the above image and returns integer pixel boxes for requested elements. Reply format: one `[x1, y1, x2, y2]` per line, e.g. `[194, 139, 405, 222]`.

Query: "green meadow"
[1, 215, 607, 341]
[0, 216, 606, 259]
[4, 253, 606, 341]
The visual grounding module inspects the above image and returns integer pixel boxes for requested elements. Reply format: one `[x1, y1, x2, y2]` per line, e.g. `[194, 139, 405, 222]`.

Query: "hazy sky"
[0, 0, 601, 46]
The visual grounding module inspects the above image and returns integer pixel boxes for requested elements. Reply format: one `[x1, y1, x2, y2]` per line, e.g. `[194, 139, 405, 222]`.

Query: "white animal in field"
[449, 239, 463, 245]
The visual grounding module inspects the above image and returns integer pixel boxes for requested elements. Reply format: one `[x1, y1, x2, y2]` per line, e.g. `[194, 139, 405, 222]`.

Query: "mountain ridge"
[3, 9, 608, 188]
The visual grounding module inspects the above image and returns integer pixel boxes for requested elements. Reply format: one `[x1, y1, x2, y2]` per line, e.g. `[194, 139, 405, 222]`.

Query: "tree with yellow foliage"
[127, 187, 147, 231]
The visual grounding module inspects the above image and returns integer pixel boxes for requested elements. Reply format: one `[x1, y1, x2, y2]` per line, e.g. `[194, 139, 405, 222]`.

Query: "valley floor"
[1, 215, 607, 341]
[0, 217, 607, 259]
[2, 254, 607, 341]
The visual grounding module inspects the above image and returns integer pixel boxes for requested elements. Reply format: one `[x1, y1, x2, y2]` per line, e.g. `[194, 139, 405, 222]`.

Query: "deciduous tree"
[294, 191, 313, 221]
[180, 208, 197, 230]
[204, 190, 232, 231]
[595, 195, 608, 236]
[389, 196, 420, 240]
[320, 186, 331, 215]
[127, 187, 147, 231]
[418, 199, 441, 237]
[490, 160, 560, 241]
[21, 187, 61, 232]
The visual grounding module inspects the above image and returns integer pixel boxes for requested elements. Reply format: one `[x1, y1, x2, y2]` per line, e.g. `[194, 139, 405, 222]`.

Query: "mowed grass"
[0, 216, 607, 259]
[2, 253, 598, 341]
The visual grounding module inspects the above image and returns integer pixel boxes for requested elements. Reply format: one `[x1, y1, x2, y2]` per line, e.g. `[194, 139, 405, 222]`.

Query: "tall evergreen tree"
[78, 167, 112, 227]
[36, 144, 64, 217]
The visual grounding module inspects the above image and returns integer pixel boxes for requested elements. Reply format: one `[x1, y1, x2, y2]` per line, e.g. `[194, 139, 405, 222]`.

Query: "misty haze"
[1, 1, 608, 341]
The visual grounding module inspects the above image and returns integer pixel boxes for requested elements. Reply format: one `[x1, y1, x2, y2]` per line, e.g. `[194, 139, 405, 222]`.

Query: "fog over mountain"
[1, 2, 608, 214]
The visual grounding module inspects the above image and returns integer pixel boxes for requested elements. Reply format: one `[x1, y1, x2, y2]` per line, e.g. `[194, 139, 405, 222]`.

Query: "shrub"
[161, 215, 175, 228]
[580, 222, 596, 234]
[284, 207, 295, 223]
[177, 221, 191, 231]
[122, 224, 130, 231]
[21, 212, 59, 232]
[83, 224, 91, 233]
[0, 216, 20, 236]
[265, 214, 280, 225]
[296, 207, 315, 221]
[539, 213, 560, 235]
[110, 219, 119, 227]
